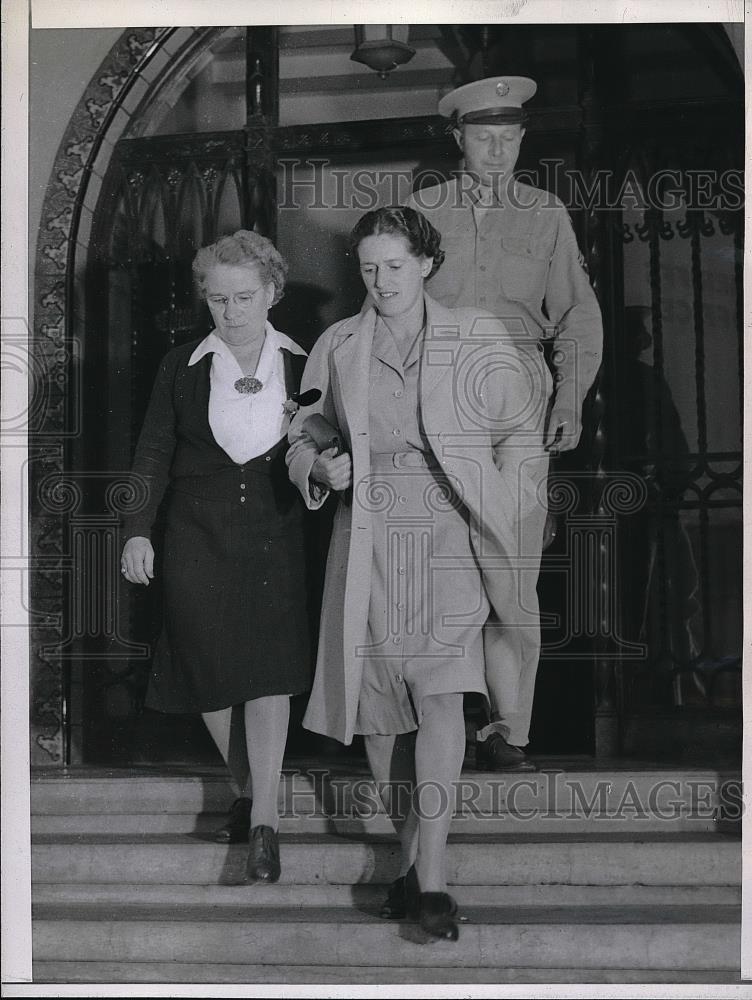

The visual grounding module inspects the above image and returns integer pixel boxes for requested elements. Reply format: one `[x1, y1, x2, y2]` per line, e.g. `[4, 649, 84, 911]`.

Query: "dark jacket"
[124, 337, 306, 540]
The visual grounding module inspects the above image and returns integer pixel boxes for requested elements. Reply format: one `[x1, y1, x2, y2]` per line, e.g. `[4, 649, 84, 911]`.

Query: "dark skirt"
[145, 440, 311, 714]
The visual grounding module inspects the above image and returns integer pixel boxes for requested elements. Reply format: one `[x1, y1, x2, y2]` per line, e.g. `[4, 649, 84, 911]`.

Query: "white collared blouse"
[188, 322, 307, 465]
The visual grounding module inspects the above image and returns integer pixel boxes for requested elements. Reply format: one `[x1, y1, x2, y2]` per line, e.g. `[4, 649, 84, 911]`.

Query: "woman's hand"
[311, 447, 352, 492]
[121, 536, 155, 586]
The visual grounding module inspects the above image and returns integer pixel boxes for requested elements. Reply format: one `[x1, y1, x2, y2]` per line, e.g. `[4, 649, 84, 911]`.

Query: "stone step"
[32, 902, 741, 971]
[34, 880, 742, 909]
[31, 961, 743, 985]
[30, 809, 724, 836]
[31, 765, 742, 831]
[32, 832, 740, 887]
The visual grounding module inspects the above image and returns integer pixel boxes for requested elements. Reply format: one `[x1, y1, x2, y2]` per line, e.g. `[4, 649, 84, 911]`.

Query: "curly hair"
[192, 230, 288, 305]
[349, 206, 445, 278]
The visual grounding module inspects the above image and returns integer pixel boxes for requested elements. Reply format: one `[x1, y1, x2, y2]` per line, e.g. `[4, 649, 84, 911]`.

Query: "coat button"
[240, 496, 246, 503]
[240, 483, 246, 490]
[265, 455, 272, 462]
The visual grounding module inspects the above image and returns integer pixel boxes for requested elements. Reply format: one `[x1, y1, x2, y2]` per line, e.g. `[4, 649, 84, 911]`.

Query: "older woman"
[287, 207, 549, 940]
[121, 230, 311, 883]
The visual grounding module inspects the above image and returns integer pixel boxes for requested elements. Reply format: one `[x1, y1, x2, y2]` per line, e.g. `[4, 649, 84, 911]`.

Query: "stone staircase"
[31, 760, 742, 984]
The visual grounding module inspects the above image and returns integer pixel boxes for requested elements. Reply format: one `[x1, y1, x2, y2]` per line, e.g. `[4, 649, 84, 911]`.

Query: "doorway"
[60, 23, 741, 766]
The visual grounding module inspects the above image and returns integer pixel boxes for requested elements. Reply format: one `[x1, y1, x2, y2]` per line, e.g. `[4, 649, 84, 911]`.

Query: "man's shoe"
[246, 825, 281, 883]
[476, 732, 537, 771]
[213, 796, 252, 843]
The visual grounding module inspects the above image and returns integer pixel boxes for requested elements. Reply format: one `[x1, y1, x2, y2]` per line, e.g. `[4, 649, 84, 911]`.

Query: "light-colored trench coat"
[287, 293, 550, 745]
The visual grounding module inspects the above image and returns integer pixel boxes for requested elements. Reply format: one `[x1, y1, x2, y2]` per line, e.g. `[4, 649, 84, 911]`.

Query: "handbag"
[300, 413, 351, 505]
[301, 412, 344, 457]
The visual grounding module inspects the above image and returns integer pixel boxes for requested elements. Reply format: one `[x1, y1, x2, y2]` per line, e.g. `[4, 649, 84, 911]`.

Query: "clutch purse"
[302, 413, 351, 506]
[302, 413, 344, 457]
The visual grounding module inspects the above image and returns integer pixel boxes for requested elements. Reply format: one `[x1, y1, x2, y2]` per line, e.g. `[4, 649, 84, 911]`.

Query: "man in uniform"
[409, 76, 603, 771]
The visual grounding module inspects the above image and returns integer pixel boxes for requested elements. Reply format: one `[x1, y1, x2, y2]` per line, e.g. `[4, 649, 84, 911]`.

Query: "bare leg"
[364, 731, 419, 875]
[202, 705, 251, 795]
[413, 692, 465, 892]
[243, 695, 290, 830]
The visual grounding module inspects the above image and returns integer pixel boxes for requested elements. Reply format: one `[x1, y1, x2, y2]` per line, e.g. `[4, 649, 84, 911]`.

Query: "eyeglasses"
[206, 288, 264, 307]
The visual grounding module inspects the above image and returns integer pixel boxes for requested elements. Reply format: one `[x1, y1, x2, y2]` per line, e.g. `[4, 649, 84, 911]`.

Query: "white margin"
[1, 0, 33, 988]
[740, 2, 752, 982]
[29, 0, 746, 30]
[1, 0, 748, 996]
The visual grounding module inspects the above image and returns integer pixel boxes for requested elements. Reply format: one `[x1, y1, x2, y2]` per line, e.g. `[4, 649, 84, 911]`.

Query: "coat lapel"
[331, 307, 377, 444]
[419, 298, 498, 547]
[330, 296, 459, 449]
[420, 293, 461, 403]
[175, 352, 218, 450]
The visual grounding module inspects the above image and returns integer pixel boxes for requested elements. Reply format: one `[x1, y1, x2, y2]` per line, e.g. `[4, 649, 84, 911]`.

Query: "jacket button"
[265, 455, 272, 462]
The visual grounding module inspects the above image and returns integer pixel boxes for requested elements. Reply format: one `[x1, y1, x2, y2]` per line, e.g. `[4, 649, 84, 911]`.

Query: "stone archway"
[30, 27, 203, 764]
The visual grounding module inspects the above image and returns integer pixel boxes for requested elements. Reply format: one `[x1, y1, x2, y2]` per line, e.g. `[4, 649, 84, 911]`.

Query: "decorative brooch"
[234, 376, 264, 394]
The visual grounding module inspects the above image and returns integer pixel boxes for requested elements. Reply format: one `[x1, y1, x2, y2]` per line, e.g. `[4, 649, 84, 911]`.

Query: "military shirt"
[408, 177, 603, 412]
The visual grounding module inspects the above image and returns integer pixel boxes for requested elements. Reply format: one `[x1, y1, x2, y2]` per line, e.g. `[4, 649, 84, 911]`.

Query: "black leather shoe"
[476, 733, 537, 772]
[405, 865, 459, 942]
[214, 796, 252, 844]
[246, 824, 281, 883]
[380, 875, 407, 919]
